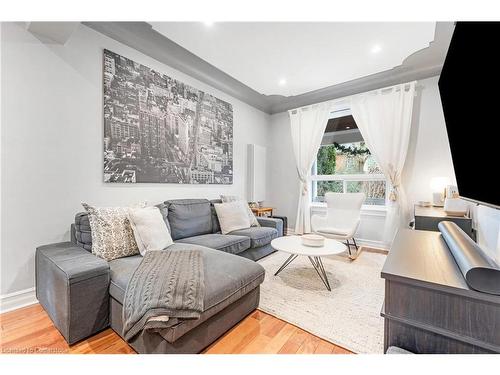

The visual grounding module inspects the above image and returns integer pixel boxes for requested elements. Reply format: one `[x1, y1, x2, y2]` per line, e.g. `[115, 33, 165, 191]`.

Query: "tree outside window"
[313, 141, 386, 205]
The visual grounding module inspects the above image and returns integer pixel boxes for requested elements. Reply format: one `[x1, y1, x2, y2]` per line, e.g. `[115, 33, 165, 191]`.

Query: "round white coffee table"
[270, 236, 347, 291]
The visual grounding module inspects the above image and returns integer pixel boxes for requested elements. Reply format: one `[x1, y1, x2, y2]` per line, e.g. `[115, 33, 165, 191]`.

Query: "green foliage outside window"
[316, 145, 339, 197]
[317, 144, 336, 175]
[314, 142, 386, 205]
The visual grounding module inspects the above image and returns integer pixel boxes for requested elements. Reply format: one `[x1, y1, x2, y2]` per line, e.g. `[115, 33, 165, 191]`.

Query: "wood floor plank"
[250, 310, 266, 321]
[204, 315, 260, 354]
[0, 304, 353, 355]
[239, 334, 272, 354]
[70, 330, 127, 354]
[332, 345, 353, 354]
[314, 340, 335, 354]
[260, 315, 286, 338]
[229, 323, 265, 353]
[260, 323, 297, 353]
[278, 327, 309, 354]
[296, 334, 322, 354]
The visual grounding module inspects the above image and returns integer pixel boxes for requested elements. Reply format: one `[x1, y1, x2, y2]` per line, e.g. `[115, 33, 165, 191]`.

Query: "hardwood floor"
[0, 304, 134, 354]
[0, 304, 352, 354]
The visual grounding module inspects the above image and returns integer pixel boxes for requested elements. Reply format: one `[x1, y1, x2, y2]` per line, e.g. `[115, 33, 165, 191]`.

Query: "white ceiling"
[150, 22, 436, 97]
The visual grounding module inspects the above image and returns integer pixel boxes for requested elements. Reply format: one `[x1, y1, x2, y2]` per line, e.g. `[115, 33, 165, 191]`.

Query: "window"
[311, 109, 387, 206]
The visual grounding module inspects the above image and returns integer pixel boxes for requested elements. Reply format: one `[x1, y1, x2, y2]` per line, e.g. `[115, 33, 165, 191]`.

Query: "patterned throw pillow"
[220, 195, 260, 227]
[82, 203, 140, 261]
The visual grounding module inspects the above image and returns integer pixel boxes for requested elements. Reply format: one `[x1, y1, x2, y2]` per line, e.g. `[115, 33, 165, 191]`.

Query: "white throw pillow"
[220, 195, 260, 227]
[128, 206, 173, 255]
[214, 201, 252, 235]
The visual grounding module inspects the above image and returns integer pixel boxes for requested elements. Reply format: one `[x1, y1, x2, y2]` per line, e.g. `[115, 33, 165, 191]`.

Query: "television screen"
[438, 22, 500, 208]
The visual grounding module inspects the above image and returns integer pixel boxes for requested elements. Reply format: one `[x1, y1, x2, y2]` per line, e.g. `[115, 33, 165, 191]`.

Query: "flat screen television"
[438, 22, 500, 209]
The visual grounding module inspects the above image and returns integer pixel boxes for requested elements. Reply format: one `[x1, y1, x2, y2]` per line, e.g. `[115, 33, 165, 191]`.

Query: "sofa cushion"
[165, 199, 212, 240]
[75, 212, 92, 251]
[176, 234, 250, 255]
[108, 243, 265, 343]
[155, 202, 171, 234]
[229, 227, 279, 248]
[209, 199, 222, 233]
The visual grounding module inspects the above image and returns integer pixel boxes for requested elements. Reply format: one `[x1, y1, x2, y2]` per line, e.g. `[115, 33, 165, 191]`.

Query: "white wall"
[404, 77, 500, 262]
[402, 76, 456, 205]
[0, 22, 271, 295]
[267, 111, 299, 229]
[267, 76, 460, 249]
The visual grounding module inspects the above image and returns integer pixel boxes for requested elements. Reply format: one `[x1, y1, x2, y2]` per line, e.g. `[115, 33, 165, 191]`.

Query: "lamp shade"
[430, 177, 451, 193]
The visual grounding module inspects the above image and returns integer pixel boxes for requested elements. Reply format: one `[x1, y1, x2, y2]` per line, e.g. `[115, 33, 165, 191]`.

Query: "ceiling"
[83, 22, 454, 113]
[150, 22, 436, 97]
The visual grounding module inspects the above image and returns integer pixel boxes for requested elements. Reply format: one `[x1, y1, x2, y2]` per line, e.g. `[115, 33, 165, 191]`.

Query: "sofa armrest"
[36, 242, 110, 344]
[257, 217, 283, 237]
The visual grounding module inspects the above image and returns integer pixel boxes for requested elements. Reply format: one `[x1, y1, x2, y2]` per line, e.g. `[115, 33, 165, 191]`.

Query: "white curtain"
[350, 81, 416, 243]
[289, 101, 332, 234]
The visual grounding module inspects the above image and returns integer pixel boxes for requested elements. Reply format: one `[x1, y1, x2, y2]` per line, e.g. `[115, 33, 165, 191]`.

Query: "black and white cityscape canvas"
[103, 49, 233, 184]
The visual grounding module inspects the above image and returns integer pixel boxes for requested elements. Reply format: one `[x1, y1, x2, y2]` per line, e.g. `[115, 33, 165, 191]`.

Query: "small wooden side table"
[251, 207, 273, 217]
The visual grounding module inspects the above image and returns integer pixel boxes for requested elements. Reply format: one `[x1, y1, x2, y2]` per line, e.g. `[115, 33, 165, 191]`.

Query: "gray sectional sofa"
[35, 198, 283, 353]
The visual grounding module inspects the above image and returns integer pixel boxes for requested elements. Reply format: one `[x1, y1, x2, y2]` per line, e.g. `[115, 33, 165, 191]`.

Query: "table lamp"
[430, 177, 451, 207]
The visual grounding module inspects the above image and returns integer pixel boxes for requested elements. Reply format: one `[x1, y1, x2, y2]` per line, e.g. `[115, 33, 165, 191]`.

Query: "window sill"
[310, 202, 388, 216]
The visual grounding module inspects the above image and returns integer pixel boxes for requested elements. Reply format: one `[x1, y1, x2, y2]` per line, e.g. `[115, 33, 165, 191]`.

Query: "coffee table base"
[274, 254, 331, 291]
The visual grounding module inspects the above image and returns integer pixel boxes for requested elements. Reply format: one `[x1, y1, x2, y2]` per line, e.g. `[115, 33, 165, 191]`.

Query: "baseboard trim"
[0, 287, 38, 314]
[355, 239, 390, 251]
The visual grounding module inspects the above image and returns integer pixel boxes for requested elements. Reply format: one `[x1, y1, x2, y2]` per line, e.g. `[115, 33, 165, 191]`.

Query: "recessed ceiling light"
[371, 44, 382, 54]
[203, 21, 214, 27]
[278, 78, 287, 86]
[346, 126, 351, 129]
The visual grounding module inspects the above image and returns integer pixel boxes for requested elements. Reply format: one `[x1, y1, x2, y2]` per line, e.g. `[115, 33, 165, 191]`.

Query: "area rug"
[257, 250, 386, 354]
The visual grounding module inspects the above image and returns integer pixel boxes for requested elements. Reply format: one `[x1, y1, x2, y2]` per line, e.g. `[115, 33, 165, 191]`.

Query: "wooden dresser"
[381, 229, 500, 353]
[414, 205, 474, 239]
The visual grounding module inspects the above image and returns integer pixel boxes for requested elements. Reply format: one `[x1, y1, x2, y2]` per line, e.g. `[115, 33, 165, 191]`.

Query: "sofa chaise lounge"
[35, 198, 283, 353]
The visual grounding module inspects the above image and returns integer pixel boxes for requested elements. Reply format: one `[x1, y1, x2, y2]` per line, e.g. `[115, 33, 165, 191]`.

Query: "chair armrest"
[257, 217, 283, 237]
[36, 242, 110, 344]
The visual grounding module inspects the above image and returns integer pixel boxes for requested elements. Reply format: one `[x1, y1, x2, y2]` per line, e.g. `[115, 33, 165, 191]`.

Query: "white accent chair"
[311, 192, 366, 259]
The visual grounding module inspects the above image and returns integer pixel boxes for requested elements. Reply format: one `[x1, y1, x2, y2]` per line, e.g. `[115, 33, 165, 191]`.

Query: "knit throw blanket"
[122, 249, 205, 342]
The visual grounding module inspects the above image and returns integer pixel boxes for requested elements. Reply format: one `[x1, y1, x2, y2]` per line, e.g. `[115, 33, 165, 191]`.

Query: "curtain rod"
[290, 80, 420, 113]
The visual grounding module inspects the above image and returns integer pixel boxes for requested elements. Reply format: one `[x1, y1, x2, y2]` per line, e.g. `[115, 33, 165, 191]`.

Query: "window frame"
[311, 107, 388, 208]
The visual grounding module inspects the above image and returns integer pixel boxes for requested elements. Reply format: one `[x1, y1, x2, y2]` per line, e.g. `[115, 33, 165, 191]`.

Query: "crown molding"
[84, 22, 271, 113]
[26, 22, 79, 45]
[267, 63, 443, 114]
[84, 21, 453, 115]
